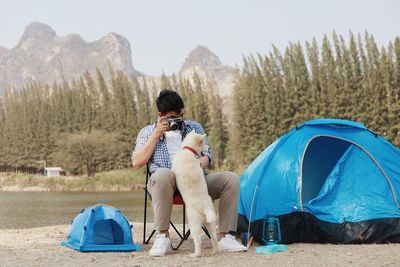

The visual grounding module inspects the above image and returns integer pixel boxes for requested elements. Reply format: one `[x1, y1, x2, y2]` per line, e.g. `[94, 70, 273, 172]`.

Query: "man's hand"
[200, 156, 210, 170]
[153, 117, 169, 139]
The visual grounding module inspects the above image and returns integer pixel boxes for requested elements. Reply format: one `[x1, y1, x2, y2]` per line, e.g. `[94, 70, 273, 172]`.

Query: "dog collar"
[183, 146, 202, 158]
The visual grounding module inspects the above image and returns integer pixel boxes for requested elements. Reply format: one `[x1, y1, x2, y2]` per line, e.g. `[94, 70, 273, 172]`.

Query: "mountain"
[179, 45, 239, 97]
[140, 45, 238, 120]
[0, 22, 138, 94]
[0, 45, 8, 57]
[0, 23, 238, 116]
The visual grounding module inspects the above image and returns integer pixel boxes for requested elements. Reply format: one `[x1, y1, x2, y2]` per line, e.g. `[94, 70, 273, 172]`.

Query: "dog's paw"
[189, 253, 200, 258]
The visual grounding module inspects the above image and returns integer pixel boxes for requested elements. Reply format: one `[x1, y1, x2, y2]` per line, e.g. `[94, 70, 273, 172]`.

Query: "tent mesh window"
[93, 219, 124, 245]
[302, 136, 352, 203]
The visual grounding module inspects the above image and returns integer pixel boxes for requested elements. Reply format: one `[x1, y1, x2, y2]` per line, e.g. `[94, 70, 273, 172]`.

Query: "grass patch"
[92, 168, 146, 185]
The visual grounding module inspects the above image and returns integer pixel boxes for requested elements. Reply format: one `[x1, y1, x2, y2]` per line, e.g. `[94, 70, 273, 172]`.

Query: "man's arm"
[131, 133, 159, 169]
[132, 118, 169, 169]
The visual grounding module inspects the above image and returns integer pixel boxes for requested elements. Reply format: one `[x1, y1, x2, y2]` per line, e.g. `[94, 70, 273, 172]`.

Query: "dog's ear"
[197, 137, 204, 146]
[197, 134, 206, 146]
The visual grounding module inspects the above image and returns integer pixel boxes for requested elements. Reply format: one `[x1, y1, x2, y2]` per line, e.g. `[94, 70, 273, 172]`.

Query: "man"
[131, 89, 247, 257]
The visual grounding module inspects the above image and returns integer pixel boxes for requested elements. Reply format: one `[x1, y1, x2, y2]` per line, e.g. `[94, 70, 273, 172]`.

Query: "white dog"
[172, 130, 218, 257]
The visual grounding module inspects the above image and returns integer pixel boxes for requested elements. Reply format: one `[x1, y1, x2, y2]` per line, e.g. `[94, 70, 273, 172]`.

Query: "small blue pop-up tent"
[62, 204, 141, 252]
[238, 119, 400, 244]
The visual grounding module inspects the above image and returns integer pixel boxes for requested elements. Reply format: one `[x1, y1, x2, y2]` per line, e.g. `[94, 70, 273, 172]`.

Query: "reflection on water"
[0, 191, 183, 229]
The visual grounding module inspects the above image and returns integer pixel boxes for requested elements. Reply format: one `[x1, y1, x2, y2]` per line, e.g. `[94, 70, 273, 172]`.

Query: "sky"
[0, 0, 399, 76]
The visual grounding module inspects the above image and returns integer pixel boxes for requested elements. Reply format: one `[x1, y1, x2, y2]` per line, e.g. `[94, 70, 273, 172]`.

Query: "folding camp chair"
[143, 164, 210, 250]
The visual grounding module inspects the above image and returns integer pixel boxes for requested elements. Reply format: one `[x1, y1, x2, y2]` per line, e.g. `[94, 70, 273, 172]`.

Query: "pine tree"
[320, 34, 338, 117]
[191, 72, 209, 131]
[181, 78, 196, 120]
[132, 75, 151, 128]
[160, 72, 171, 89]
[206, 80, 228, 169]
[150, 78, 159, 122]
[391, 37, 400, 146]
[292, 43, 312, 123]
[96, 68, 113, 130]
[306, 38, 322, 117]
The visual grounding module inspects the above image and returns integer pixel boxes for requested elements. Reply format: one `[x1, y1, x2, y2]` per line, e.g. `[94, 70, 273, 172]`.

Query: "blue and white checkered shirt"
[132, 120, 213, 174]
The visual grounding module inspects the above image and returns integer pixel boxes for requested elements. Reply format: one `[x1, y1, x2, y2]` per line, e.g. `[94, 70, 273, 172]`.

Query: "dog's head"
[182, 130, 208, 154]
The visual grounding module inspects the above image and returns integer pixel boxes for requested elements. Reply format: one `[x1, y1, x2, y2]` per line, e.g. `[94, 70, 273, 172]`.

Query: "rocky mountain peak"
[0, 22, 138, 93]
[64, 33, 85, 42]
[19, 22, 57, 43]
[180, 45, 239, 98]
[102, 32, 128, 44]
[97, 32, 131, 53]
[180, 45, 222, 72]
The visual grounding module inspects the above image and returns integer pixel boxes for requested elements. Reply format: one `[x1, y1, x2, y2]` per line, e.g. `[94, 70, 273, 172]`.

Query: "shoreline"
[1, 223, 400, 266]
[0, 169, 146, 192]
[0, 184, 144, 192]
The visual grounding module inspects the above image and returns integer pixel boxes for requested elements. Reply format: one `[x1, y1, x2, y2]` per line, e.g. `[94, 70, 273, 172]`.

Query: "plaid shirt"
[132, 120, 213, 174]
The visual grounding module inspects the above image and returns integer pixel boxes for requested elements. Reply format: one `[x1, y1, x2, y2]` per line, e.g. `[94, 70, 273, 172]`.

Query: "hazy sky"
[0, 0, 399, 75]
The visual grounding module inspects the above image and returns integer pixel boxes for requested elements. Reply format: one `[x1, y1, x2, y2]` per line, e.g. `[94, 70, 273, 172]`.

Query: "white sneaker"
[148, 233, 171, 257]
[218, 234, 248, 252]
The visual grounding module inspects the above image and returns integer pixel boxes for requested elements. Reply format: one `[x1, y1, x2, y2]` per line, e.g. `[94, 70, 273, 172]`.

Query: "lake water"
[0, 191, 184, 229]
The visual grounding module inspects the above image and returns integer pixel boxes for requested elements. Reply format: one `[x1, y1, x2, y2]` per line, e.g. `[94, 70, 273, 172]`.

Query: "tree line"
[0, 68, 227, 176]
[228, 31, 400, 168]
[0, 31, 399, 175]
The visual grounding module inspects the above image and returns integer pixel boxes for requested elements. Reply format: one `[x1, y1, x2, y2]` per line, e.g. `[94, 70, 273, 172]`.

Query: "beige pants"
[148, 168, 240, 233]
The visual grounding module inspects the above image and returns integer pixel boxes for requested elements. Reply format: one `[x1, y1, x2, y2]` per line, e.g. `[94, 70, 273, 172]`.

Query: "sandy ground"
[1, 223, 400, 267]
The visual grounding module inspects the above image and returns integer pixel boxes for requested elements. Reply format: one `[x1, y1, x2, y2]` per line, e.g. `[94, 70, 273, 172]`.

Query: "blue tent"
[61, 204, 141, 252]
[238, 119, 400, 244]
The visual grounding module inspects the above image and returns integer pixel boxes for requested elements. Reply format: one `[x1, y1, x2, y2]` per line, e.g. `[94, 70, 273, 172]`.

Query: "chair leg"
[171, 230, 191, 250]
[143, 187, 148, 244]
[183, 204, 186, 238]
[145, 229, 156, 244]
[169, 223, 211, 250]
[170, 221, 184, 240]
[143, 165, 152, 244]
[202, 225, 211, 239]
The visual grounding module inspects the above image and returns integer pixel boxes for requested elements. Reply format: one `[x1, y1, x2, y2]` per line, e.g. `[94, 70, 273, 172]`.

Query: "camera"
[166, 117, 183, 131]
